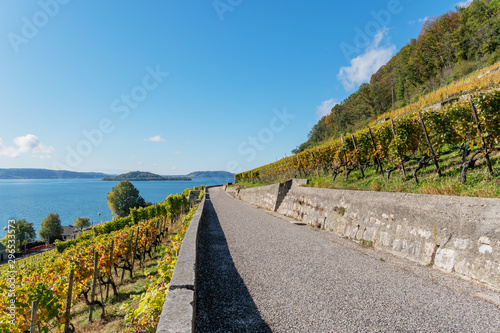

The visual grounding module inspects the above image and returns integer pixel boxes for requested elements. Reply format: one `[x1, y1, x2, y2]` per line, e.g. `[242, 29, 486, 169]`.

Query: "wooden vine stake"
[155, 220, 160, 251]
[98, 273, 104, 306]
[121, 230, 134, 282]
[142, 229, 149, 265]
[130, 227, 139, 278]
[418, 111, 441, 176]
[64, 269, 74, 333]
[284, 160, 292, 180]
[390, 119, 407, 178]
[351, 134, 365, 178]
[89, 251, 98, 323]
[106, 239, 114, 300]
[30, 300, 38, 333]
[368, 127, 382, 173]
[150, 228, 156, 256]
[469, 95, 493, 175]
[340, 136, 348, 177]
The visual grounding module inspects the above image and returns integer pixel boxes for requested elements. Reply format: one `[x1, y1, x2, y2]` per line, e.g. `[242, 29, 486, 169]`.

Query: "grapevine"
[0, 187, 201, 332]
[237, 90, 500, 185]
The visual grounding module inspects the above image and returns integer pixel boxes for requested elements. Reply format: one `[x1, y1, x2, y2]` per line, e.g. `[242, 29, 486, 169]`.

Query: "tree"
[107, 180, 146, 218]
[0, 219, 36, 251]
[39, 213, 63, 244]
[74, 217, 90, 230]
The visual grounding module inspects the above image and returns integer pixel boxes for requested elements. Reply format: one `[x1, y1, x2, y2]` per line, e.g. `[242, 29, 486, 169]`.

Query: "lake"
[0, 178, 233, 239]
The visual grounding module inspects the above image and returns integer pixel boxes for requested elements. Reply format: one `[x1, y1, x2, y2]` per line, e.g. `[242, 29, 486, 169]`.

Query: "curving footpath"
[195, 187, 500, 332]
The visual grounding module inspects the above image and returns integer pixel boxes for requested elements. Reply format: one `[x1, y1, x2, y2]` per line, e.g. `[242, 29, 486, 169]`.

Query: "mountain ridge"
[0, 168, 108, 179]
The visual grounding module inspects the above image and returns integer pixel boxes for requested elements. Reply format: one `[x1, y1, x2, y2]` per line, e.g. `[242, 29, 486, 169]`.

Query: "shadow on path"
[195, 192, 272, 332]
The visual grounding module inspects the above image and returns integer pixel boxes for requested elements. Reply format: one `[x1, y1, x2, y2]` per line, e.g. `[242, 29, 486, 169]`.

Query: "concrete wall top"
[156, 189, 209, 333]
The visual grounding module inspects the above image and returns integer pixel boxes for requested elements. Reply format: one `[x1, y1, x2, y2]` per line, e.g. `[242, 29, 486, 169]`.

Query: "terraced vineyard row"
[0, 188, 203, 333]
[373, 63, 500, 125]
[237, 91, 500, 185]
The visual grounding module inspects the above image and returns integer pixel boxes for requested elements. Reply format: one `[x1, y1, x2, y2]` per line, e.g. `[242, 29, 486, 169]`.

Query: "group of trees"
[1, 180, 146, 251]
[1, 214, 83, 251]
[296, 0, 500, 153]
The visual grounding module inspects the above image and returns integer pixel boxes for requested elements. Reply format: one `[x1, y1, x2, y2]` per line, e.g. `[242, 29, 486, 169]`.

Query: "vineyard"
[372, 63, 500, 125]
[0, 186, 204, 333]
[236, 90, 500, 192]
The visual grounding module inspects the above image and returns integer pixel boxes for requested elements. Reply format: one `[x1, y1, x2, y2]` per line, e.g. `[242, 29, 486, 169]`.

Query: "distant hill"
[187, 171, 235, 178]
[0, 168, 234, 180]
[0, 168, 108, 179]
[103, 171, 191, 181]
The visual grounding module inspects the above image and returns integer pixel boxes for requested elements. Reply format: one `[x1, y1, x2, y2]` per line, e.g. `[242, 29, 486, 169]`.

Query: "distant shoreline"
[0, 168, 234, 180]
[102, 176, 192, 181]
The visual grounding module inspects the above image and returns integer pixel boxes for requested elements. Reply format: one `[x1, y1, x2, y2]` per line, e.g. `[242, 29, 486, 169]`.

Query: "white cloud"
[0, 138, 19, 157]
[174, 151, 181, 155]
[14, 134, 53, 154]
[409, 16, 429, 25]
[337, 28, 396, 91]
[144, 135, 165, 142]
[316, 98, 338, 119]
[0, 134, 53, 158]
[456, 0, 472, 8]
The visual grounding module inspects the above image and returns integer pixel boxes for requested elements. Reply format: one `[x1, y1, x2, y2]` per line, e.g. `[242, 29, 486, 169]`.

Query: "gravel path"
[195, 187, 500, 332]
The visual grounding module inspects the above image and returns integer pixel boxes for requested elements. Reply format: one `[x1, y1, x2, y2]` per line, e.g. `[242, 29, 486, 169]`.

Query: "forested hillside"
[296, 0, 500, 153]
[0, 168, 107, 179]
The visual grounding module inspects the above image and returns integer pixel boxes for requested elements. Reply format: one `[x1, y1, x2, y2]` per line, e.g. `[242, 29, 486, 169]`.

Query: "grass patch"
[232, 181, 269, 188]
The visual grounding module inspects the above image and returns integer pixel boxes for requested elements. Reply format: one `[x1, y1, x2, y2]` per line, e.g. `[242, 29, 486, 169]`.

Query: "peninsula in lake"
[102, 171, 191, 181]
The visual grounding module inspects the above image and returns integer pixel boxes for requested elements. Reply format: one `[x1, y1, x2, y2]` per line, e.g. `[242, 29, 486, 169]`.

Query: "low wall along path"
[229, 180, 500, 289]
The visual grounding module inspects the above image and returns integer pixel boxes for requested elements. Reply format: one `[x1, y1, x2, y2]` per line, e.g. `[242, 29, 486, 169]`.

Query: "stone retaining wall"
[229, 182, 500, 289]
[236, 183, 281, 211]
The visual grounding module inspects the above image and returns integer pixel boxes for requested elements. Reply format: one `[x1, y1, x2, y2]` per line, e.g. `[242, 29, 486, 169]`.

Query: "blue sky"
[0, 0, 471, 175]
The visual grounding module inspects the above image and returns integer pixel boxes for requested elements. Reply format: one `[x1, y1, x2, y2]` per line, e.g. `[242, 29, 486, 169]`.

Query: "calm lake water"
[0, 178, 233, 239]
